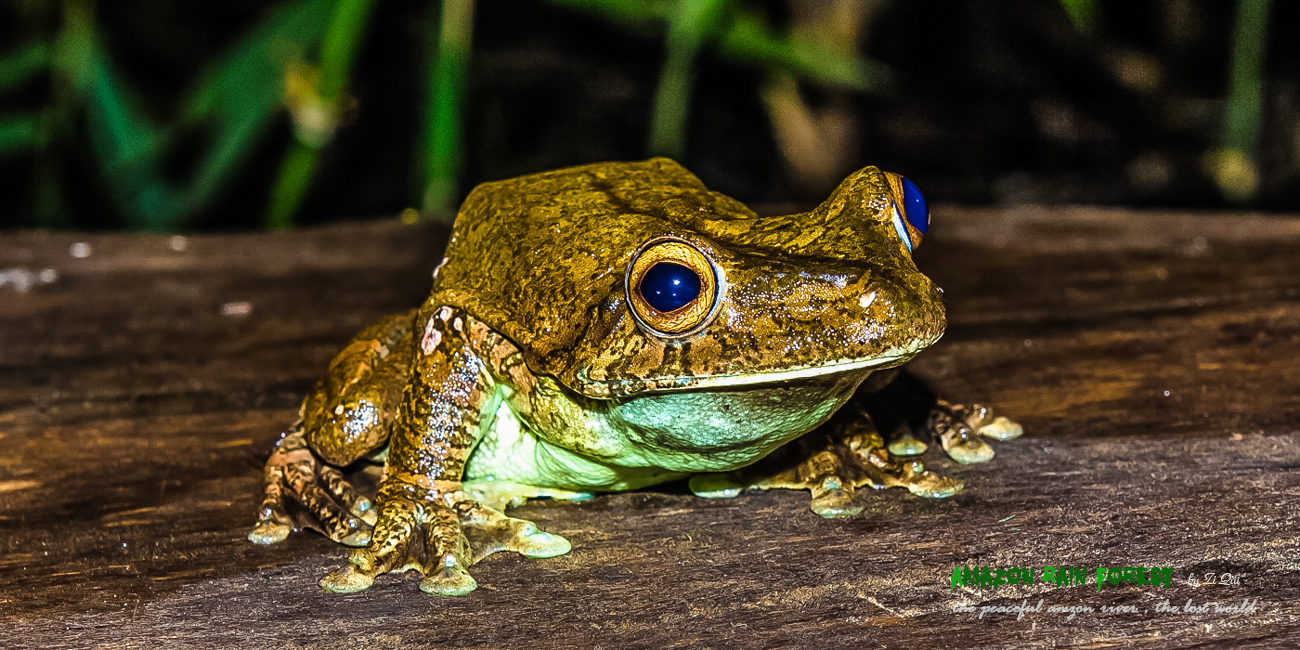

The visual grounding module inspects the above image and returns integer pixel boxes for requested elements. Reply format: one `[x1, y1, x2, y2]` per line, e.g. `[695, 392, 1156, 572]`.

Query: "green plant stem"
[35, 0, 96, 228]
[317, 0, 377, 104]
[1223, 0, 1270, 159]
[265, 140, 319, 230]
[647, 0, 730, 159]
[421, 0, 476, 220]
[264, 0, 376, 230]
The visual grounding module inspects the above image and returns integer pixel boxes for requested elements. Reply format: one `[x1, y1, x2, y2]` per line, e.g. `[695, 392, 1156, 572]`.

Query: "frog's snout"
[855, 269, 947, 352]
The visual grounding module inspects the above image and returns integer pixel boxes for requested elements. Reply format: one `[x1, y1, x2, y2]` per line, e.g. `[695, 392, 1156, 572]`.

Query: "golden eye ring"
[624, 238, 722, 339]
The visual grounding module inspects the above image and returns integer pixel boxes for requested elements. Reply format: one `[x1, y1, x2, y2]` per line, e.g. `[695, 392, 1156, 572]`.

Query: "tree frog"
[248, 159, 1021, 596]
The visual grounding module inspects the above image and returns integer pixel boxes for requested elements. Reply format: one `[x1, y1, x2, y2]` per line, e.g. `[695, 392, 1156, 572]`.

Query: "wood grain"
[1, 208, 1297, 649]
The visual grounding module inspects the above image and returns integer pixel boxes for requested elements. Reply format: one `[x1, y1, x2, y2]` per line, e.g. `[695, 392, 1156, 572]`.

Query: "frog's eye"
[883, 172, 930, 252]
[626, 239, 721, 338]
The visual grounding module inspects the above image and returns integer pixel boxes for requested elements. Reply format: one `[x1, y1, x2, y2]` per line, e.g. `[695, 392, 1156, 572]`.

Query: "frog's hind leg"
[248, 310, 416, 546]
[248, 421, 379, 545]
[689, 407, 965, 519]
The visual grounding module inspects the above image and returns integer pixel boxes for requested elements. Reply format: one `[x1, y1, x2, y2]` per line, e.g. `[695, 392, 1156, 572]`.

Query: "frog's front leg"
[320, 307, 568, 596]
[689, 404, 965, 519]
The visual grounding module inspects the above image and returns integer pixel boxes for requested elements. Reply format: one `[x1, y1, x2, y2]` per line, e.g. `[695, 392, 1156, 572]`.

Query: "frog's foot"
[690, 422, 964, 519]
[248, 422, 377, 547]
[457, 499, 572, 564]
[928, 401, 1023, 465]
[319, 486, 570, 596]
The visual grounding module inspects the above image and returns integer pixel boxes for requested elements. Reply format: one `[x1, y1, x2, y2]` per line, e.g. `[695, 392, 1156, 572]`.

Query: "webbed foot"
[248, 422, 377, 546]
[319, 486, 570, 596]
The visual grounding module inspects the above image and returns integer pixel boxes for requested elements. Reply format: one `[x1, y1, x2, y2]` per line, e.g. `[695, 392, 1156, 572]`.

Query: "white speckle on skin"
[335, 404, 345, 416]
[422, 318, 442, 354]
[220, 301, 252, 317]
[437, 306, 453, 321]
[70, 242, 91, 258]
[432, 256, 449, 279]
[859, 290, 877, 309]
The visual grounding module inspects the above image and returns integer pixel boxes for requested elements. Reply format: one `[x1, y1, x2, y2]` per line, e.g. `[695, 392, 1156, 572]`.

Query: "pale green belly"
[463, 401, 689, 493]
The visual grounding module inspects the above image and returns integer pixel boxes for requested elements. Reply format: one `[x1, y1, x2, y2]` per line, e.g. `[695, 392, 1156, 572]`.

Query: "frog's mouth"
[577, 334, 938, 396]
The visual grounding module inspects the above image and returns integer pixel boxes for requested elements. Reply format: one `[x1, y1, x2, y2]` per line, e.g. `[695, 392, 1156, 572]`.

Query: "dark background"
[2, 0, 1298, 231]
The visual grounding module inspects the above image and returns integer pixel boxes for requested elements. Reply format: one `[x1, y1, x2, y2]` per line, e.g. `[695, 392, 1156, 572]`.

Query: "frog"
[247, 158, 1022, 596]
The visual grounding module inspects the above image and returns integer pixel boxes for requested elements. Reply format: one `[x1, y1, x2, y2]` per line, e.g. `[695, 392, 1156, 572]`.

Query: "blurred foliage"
[1059, 0, 1099, 33]
[421, 0, 475, 218]
[0, 0, 1294, 231]
[265, 0, 376, 229]
[3, 0, 334, 230]
[1207, 0, 1270, 202]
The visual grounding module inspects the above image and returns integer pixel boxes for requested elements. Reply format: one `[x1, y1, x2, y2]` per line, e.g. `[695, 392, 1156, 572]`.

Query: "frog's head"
[431, 158, 944, 401]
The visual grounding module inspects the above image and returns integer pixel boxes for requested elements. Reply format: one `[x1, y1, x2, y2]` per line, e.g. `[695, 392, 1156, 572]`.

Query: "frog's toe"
[320, 563, 375, 593]
[249, 423, 379, 545]
[896, 460, 965, 499]
[514, 529, 571, 558]
[885, 424, 929, 458]
[977, 414, 1023, 441]
[688, 473, 745, 499]
[247, 519, 292, 545]
[321, 494, 479, 596]
[320, 465, 378, 524]
[928, 402, 1020, 464]
[809, 477, 865, 519]
[338, 528, 372, 547]
[420, 554, 478, 596]
[940, 428, 996, 464]
[847, 436, 966, 499]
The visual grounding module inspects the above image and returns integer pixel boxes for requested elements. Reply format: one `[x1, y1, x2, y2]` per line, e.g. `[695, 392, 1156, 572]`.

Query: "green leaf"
[717, 11, 890, 92]
[0, 41, 52, 91]
[547, 0, 668, 29]
[552, 0, 889, 92]
[0, 114, 41, 154]
[1059, 0, 1098, 33]
[264, 0, 375, 228]
[74, 0, 336, 230]
[181, 0, 337, 222]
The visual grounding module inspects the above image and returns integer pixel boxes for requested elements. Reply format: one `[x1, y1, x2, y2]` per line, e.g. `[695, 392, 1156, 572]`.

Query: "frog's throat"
[578, 334, 939, 396]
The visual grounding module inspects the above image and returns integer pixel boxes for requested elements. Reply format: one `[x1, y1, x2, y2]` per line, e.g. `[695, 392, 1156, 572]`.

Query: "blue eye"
[639, 262, 701, 313]
[900, 177, 929, 235]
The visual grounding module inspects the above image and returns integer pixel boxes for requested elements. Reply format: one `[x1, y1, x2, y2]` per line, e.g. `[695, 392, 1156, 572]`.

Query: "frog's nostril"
[859, 290, 877, 309]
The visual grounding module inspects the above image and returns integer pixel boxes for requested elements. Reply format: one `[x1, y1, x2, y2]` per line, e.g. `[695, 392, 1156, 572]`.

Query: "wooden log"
[1, 208, 1297, 648]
